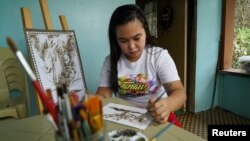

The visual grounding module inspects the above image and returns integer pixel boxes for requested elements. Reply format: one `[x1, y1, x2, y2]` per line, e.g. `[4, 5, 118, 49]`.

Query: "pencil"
[151, 120, 176, 141]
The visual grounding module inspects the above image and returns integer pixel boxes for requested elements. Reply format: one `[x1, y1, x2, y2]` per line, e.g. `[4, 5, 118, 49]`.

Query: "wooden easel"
[20, 0, 69, 113]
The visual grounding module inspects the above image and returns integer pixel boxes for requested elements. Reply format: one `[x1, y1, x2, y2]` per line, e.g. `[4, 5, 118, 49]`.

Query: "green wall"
[0, 0, 134, 115]
[218, 73, 250, 118]
[196, 0, 250, 119]
[195, 0, 222, 112]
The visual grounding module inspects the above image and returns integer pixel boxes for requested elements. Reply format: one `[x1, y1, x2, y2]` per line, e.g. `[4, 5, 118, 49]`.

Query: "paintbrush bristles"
[6, 36, 37, 81]
[7, 37, 18, 53]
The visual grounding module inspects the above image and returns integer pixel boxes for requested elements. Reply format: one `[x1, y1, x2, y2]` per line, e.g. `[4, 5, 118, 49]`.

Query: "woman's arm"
[163, 80, 186, 111]
[96, 87, 113, 99]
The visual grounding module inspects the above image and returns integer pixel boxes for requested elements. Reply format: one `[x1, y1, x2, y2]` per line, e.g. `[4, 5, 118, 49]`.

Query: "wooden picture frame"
[24, 29, 87, 102]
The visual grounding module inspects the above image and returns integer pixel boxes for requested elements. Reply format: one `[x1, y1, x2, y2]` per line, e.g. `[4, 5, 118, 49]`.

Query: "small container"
[55, 128, 107, 141]
[54, 95, 105, 141]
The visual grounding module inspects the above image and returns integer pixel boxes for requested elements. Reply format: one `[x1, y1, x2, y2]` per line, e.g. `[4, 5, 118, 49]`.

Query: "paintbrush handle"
[33, 80, 58, 123]
[155, 91, 165, 102]
[151, 120, 176, 141]
[7, 37, 58, 123]
[147, 91, 166, 112]
[141, 92, 166, 121]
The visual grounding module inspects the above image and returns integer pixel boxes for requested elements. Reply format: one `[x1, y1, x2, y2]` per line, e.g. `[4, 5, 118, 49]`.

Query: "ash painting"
[25, 30, 86, 103]
[103, 103, 152, 130]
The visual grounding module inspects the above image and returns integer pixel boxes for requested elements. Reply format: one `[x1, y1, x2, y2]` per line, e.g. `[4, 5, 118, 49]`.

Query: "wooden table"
[0, 98, 206, 141]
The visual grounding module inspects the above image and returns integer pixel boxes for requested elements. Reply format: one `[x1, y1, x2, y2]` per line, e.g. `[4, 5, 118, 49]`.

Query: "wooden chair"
[0, 48, 29, 119]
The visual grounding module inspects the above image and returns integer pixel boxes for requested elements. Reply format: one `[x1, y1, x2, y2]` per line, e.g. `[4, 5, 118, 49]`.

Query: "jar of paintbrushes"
[52, 85, 106, 141]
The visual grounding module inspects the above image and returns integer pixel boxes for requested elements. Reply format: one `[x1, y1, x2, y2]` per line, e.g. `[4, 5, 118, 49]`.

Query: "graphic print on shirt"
[118, 73, 158, 97]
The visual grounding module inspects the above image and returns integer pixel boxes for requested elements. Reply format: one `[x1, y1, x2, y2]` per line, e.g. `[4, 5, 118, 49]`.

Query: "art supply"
[151, 120, 176, 141]
[6, 37, 58, 123]
[55, 89, 104, 141]
[44, 111, 58, 131]
[103, 103, 152, 130]
[108, 129, 148, 141]
[139, 91, 166, 121]
[154, 91, 166, 103]
[7, 37, 104, 141]
[86, 96, 103, 133]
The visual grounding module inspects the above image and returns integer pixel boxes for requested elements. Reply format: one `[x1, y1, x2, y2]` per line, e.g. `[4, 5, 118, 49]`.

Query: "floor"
[176, 107, 250, 140]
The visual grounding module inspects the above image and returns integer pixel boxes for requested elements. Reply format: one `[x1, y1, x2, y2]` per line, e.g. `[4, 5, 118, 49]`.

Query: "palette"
[108, 129, 148, 141]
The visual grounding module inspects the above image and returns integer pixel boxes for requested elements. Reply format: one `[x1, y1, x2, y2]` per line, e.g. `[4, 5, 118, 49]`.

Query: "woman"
[96, 4, 186, 127]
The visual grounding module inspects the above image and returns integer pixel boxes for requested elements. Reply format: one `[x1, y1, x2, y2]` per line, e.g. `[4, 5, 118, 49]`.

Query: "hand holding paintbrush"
[138, 91, 165, 121]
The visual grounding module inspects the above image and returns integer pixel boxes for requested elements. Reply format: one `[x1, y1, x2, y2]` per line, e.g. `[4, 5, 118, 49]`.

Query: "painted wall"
[196, 0, 250, 119]
[195, 0, 222, 112]
[0, 0, 134, 115]
[218, 73, 250, 119]
[1, 0, 248, 118]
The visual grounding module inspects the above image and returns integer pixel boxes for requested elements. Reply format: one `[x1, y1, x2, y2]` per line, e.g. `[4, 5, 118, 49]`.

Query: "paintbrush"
[6, 37, 58, 123]
[151, 120, 176, 141]
[152, 91, 166, 104]
[138, 91, 166, 121]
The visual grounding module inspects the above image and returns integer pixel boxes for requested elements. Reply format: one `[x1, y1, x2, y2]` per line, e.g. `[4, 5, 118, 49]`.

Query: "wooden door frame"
[186, 0, 197, 112]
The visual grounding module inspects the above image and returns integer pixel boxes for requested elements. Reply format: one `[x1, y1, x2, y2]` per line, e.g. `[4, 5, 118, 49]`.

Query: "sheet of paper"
[103, 103, 152, 130]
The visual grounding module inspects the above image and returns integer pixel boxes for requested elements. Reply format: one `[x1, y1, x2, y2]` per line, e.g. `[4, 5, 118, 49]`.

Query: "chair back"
[0, 48, 29, 119]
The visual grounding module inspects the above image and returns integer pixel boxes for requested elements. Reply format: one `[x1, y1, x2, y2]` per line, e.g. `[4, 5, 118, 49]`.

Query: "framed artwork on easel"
[24, 29, 87, 102]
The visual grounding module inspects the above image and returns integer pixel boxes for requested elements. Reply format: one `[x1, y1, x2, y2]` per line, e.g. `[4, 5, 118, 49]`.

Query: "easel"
[21, 0, 69, 113]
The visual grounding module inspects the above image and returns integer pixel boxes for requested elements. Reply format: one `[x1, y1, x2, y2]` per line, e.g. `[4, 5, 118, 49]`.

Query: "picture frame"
[24, 29, 87, 102]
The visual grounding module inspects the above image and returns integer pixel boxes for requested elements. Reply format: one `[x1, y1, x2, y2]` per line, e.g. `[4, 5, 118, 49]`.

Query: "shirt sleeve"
[156, 49, 180, 84]
[98, 55, 111, 87]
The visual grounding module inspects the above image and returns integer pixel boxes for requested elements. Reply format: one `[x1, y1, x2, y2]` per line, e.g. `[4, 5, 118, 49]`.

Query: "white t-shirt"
[99, 46, 180, 108]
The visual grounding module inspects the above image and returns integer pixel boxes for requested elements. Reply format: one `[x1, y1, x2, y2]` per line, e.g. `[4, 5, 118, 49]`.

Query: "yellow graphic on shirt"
[118, 74, 150, 97]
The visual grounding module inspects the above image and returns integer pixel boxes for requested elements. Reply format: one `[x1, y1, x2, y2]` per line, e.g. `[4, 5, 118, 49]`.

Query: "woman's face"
[115, 18, 146, 62]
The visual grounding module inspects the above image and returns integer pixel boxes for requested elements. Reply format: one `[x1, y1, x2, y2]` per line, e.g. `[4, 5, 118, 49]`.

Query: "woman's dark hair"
[108, 4, 153, 95]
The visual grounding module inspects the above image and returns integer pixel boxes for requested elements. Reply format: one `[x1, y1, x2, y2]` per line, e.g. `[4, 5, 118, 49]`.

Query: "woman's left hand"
[147, 97, 171, 124]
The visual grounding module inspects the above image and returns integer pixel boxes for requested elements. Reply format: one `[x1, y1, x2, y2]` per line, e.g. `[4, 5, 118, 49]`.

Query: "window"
[221, 0, 250, 73]
[232, 0, 250, 69]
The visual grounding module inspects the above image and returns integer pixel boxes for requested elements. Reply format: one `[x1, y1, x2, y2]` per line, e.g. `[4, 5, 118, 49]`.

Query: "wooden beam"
[21, 7, 45, 114]
[20, 7, 32, 29]
[220, 0, 235, 69]
[59, 15, 69, 30]
[39, 0, 53, 30]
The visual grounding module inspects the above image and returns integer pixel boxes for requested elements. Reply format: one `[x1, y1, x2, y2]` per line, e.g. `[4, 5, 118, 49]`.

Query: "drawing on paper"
[24, 29, 87, 102]
[103, 103, 152, 130]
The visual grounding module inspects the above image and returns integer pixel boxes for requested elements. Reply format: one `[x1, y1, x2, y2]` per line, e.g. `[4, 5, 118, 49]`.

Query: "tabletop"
[0, 97, 206, 141]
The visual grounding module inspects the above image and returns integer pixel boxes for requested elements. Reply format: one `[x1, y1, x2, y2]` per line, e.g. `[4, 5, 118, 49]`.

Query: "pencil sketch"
[25, 30, 86, 102]
[103, 103, 152, 130]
